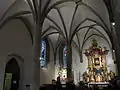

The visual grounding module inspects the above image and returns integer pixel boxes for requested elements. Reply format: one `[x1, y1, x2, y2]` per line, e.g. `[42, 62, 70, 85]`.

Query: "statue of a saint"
[95, 73, 102, 82]
[83, 71, 89, 83]
[108, 71, 115, 80]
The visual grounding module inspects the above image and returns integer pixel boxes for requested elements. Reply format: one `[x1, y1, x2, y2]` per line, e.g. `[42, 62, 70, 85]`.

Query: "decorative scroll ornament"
[83, 39, 115, 83]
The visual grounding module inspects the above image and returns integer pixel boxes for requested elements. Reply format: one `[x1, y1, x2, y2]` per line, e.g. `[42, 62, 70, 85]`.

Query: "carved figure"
[83, 39, 115, 83]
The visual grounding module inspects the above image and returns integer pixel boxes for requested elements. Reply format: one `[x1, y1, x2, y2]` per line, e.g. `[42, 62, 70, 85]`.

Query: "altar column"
[67, 43, 73, 80]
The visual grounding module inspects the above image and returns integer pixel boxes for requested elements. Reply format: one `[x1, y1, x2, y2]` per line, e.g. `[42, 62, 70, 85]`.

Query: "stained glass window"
[40, 40, 47, 67]
[63, 44, 67, 68]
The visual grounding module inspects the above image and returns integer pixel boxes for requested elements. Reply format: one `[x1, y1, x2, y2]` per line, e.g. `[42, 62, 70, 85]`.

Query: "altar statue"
[83, 39, 115, 83]
[83, 71, 89, 83]
[108, 70, 115, 80]
[95, 73, 103, 82]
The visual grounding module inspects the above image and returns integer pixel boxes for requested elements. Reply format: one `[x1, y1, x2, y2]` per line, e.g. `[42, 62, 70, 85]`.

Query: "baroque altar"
[83, 39, 115, 83]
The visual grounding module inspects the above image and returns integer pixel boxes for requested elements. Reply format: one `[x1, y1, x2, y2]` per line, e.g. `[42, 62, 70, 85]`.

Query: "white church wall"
[54, 45, 63, 81]
[54, 60, 60, 80]
[0, 19, 33, 90]
[40, 44, 55, 85]
[0, 18, 56, 90]
[72, 48, 85, 84]
[72, 47, 88, 85]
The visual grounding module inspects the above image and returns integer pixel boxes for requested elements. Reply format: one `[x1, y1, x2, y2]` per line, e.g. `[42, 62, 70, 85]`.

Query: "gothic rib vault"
[0, 0, 119, 90]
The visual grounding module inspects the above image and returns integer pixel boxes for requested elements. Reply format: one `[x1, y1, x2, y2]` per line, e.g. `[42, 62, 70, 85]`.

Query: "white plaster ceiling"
[0, 0, 15, 18]
[0, 0, 114, 62]
[41, 0, 112, 56]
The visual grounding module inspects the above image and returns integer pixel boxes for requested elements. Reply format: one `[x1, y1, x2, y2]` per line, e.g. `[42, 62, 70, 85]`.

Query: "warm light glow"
[62, 69, 67, 74]
[112, 22, 115, 26]
[113, 50, 115, 52]
[61, 69, 67, 80]
[39, 57, 42, 60]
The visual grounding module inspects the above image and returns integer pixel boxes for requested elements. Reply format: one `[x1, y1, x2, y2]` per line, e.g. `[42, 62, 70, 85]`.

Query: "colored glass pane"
[40, 40, 47, 67]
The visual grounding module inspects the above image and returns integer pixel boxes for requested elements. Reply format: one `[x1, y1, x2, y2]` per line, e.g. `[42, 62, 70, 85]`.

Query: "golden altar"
[83, 39, 115, 83]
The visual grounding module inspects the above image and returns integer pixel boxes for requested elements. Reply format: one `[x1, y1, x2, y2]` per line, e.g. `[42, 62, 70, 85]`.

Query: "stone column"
[31, 1, 43, 89]
[30, 9, 42, 89]
[32, 23, 41, 90]
[112, 36, 120, 76]
[23, 23, 41, 90]
[111, 25, 119, 75]
[67, 43, 73, 80]
[114, 10, 120, 76]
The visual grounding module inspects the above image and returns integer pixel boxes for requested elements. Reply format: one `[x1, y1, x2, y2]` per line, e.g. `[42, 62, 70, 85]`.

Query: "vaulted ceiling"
[103, 0, 115, 22]
[0, 0, 116, 62]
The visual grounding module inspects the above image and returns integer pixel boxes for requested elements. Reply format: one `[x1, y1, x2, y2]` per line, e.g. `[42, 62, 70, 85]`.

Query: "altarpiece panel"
[83, 39, 115, 83]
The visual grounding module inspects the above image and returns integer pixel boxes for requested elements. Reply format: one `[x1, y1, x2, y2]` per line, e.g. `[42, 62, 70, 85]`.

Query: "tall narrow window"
[40, 40, 47, 67]
[63, 44, 67, 68]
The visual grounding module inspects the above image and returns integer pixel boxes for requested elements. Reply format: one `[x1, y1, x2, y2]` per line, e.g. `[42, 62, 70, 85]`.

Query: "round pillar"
[31, 21, 42, 90]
